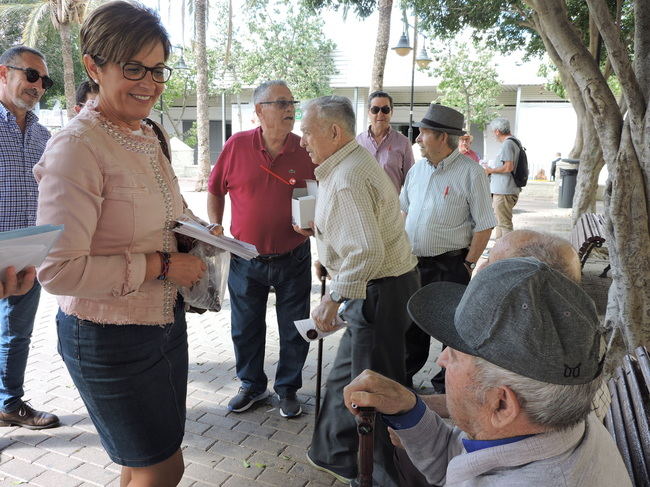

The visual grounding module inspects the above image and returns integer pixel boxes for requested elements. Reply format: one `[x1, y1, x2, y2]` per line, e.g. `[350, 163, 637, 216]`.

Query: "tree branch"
[634, 0, 650, 100]
[532, 0, 622, 162]
[587, 0, 645, 132]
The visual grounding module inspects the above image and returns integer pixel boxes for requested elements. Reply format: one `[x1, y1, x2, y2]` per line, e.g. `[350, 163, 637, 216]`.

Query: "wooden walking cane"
[356, 407, 376, 487]
[315, 264, 326, 422]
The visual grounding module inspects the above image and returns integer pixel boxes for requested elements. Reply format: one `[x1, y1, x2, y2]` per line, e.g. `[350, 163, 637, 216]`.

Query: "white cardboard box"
[292, 179, 318, 229]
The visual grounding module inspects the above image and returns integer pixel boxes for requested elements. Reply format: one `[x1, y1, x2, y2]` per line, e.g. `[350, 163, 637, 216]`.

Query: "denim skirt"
[56, 300, 188, 467]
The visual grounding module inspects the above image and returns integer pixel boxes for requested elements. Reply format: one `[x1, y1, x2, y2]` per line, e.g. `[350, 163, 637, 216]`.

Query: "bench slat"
[623, 355, 650, 470]
[609, 377, 636, 482]
[616, 367, 650, 485]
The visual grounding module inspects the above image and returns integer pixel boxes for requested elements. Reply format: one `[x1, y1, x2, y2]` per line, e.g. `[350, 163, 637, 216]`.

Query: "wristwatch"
[329, 290, 346, 303]
[464, 260, 476, 270]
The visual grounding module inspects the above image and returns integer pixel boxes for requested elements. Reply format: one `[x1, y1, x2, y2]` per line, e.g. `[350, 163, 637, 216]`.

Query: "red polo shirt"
[208, 126, 315, 255]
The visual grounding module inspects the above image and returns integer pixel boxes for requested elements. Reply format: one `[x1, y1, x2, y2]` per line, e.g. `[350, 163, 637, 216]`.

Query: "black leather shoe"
[0, 401, 60, 430]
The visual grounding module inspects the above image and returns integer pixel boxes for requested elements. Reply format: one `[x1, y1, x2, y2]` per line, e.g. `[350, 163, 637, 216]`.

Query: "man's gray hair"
[0, 46, 46, 66]
[473, 356, 601, 431]
[489, 117, 511, 134]
[447, 134, 459, 150]
[497, 231, 581, 283]
[252, 80, 288, 105]
[304, 95, 356, 136]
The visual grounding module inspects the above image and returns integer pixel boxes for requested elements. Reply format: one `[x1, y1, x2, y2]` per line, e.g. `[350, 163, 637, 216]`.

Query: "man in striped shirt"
[400, 104, 496, 391]
[0, 46, 59, 429]
[295, 95, 418, 486]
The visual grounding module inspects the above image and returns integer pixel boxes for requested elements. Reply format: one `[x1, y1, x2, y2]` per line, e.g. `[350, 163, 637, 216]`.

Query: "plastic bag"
[179, 241, 229, 312]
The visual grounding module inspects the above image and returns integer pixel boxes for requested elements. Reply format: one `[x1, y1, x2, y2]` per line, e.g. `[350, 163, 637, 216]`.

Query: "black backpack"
[507, 136, 529, 188]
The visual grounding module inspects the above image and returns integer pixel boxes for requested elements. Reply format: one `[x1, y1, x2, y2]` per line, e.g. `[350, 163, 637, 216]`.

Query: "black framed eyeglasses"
[5, 65, 54, 90]
[370, 105, 391, 114]
[121, 62, 173, 83]
[259, 100, 300, 109]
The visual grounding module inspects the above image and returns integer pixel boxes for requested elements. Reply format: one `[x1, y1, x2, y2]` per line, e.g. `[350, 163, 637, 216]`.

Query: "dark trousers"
[309, 269, 419, 487]
[227, 240, 311, 397]
[405, 252, 470, 388]
[394, 446, 436, 487]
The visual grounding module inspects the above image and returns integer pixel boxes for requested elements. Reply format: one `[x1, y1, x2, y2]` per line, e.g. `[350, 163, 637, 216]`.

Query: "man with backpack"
[485, 117, 527, 239]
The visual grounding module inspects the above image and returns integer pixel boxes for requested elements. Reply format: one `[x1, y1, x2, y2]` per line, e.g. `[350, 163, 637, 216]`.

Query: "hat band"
[421, 117, 462, 132]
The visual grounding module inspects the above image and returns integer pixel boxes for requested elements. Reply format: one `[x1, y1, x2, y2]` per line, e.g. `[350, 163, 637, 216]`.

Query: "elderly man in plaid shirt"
[0, 46, 59, 429]
[295, 95, 418, 486]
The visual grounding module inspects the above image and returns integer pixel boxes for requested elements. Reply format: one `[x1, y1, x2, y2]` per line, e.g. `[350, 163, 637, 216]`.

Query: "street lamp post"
[392, 11, 432, 143]
[159, 45, 190, 125]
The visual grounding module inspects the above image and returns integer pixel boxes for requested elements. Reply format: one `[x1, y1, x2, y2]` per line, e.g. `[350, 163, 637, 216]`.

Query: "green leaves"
[427, 42, 502, 130]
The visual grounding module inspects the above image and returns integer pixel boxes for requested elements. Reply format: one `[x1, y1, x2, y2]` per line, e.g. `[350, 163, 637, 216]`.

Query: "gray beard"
[15, 97, 37, 111]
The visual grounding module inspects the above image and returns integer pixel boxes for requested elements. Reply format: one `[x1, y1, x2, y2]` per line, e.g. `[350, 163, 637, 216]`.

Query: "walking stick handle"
[356, 407, 375, 487]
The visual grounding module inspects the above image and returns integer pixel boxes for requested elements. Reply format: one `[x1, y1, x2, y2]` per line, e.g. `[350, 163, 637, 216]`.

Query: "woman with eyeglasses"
[33, 2, 205, 485]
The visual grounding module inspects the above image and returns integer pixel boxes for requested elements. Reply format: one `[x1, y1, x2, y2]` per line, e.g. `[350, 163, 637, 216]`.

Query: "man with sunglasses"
[207, 80, 314, 418]
[356, 91, 415, 193]
[0, 46, 59, 429]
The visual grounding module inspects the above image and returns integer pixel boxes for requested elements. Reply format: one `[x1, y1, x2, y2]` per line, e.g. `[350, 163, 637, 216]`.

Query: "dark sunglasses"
[259, 100, 300, 109]
[370, 105, 391, 114]
[5, 65, 54, 90]
[121, 62, 173, 83]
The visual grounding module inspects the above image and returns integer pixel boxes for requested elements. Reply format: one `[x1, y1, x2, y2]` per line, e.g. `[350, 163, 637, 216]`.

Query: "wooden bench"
[605, 346, 650, 486]
[570, 212, 610, 277]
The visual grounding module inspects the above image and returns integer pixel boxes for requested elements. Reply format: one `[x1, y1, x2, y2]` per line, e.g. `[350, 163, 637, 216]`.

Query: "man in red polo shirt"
[207, 80, 314, 418]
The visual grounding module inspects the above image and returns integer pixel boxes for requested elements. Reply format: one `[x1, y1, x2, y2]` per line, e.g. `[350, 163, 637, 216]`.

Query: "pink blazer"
[34, 106, 184, 325]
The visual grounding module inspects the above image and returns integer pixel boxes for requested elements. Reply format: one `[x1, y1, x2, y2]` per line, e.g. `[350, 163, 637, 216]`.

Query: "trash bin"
[557, 158, 579, 208]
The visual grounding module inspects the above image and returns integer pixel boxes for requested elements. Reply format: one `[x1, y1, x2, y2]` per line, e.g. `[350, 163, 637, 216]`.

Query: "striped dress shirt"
[0, 103, 50, 231]
[314, 140, 417, 299]
[399, 150, 496, 257]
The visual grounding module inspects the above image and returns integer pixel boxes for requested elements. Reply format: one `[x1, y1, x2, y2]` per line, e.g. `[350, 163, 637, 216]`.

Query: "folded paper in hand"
[0, 225, 64, 280]
[173, 215, 258, 260]
[294, 317, 347, 342]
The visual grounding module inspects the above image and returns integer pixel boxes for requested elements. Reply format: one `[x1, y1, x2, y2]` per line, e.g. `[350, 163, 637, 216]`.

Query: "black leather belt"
[254, 240, 308, 263]
[417, 249, 467, 265]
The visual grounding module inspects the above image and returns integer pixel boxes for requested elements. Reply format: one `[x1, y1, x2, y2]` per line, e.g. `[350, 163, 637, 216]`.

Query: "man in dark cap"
[400, 103, 496, 390]
[343, 258, 630, 486]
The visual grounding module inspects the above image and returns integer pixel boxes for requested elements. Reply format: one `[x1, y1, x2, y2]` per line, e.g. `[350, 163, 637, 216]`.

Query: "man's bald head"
[485, 230, 581, 282]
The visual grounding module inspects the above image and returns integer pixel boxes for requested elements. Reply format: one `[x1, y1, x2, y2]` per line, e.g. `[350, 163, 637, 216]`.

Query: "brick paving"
[0, 181, 611, 486]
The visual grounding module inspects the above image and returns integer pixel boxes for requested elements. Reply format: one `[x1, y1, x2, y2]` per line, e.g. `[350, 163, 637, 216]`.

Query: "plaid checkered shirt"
[0, 103, 50, 231]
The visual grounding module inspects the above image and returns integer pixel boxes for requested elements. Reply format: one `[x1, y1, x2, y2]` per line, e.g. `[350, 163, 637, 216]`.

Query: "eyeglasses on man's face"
[259, 100, 300, 110]
[370, 105, 391, 115]
[121, 62, 173, 83]
[4, 65, 54, 90]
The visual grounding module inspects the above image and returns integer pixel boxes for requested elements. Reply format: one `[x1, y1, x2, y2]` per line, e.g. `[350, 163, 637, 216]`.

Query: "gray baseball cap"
[407, 257, 605, 385]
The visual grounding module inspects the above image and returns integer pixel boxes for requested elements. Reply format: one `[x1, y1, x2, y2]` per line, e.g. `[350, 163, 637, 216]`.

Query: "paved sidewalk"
[0, 181, 611, 486]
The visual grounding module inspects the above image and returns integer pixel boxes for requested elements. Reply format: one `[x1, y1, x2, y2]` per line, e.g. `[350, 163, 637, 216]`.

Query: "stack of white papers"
[0, 225, 64, 279]
[173, 215, 258, 260]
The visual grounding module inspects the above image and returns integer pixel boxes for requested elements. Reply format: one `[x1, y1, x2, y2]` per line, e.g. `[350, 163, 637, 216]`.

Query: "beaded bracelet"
[156, 251, 171, 281]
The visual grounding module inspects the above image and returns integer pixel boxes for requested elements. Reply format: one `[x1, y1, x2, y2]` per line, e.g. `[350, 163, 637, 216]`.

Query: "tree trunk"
[58, 21, 76, 121]
[530, 0, 650, 356]
[194, 0, 210, 192]
[572, 111, 604, 221]
[370, 0, 392, 92]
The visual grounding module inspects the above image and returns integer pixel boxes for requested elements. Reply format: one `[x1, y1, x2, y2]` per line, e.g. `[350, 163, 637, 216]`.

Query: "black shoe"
[227, 387, 269, 413]
[279, 393, 302, 418]
[0, 401, 60, 430]
[306, 450, 353, 484]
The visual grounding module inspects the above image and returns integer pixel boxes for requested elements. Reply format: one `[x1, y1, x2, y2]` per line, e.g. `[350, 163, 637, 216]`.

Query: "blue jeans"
[228, 240, 311, 397]
[0, 282, 41, 412]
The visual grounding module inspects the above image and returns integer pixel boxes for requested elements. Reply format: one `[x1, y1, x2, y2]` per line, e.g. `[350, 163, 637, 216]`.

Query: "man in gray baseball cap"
[343, 258, 630, 486]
